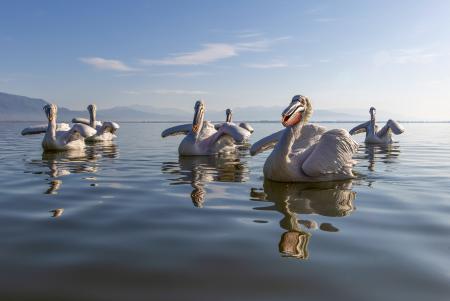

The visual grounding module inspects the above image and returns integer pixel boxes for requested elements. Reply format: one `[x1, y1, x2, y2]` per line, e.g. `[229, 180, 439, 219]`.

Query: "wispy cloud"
[79, 57, 137, 71]
[235, 36, 292, 52]
[0, 73, 33, 83]
[244, 62, 288, 69]
[147, 71, 211, 78]
[237, 32, 264, 39]
[423, 77, 450, 88]
[304, 5, 329, 15]
[153, 89, 209, 95]
[0, 77, 13, 83]
[140, 36, 291, 66]
[141, 44, 238, 66]
[121, 90, 141, 95]
[373, 48, 439, 66]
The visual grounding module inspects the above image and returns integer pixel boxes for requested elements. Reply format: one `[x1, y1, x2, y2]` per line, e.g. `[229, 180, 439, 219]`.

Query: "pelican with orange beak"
[250, 95, 358, 182]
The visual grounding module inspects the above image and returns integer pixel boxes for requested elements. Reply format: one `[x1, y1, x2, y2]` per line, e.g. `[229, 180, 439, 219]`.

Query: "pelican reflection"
[162, 154, 249, 207]
[367, 143, 400, 171]
[25, 142, 118, 216]
[251, 180, 356, 259]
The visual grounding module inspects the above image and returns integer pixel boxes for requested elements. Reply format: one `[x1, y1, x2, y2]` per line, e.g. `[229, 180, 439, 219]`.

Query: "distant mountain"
[0, 92, 185, 122]
[1, 91, 406, 122]
[204, 106, 366, 122]
[0, 92, 49, 121]
[126, 104, 367, 122]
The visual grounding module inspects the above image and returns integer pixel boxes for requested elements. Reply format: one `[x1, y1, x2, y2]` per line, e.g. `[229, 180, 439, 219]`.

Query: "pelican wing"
[302, 129, 358, 177]
[161, 124, 192, 137]
[377, 119, 405, 137]
[72, 117, 90, 125]
[349, 121, 370, 135]
[217, 123, 251, 143]
[71, 123, 97, 138]
[214, 122, 225, 130]
[21, 123, 70, 135]
[250, 129, 285, 156]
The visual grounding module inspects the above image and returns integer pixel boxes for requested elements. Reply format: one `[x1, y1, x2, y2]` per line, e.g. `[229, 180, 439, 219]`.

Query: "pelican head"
[369, 106, 376, 120]
[226, 108, 232, 123]
[44, 104, 57, 121]
[87, 104, 97, 116]
[281, 95, 312, 127]
[192, 100, 205, 133]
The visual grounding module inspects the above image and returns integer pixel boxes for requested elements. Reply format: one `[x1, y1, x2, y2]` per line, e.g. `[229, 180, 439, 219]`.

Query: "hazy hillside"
[0, 92, 49, 121]
[0, 91, 379, 122]
[0, 92, 184, 122]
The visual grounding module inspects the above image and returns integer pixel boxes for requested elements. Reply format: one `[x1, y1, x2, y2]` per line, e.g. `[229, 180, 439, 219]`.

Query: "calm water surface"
[0, 122, 449, 301]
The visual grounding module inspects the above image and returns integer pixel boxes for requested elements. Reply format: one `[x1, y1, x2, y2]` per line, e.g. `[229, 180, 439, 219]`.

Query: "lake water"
[0, 122, 449, 301]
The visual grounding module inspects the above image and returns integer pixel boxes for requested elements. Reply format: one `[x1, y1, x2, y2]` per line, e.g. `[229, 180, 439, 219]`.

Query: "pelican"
[72, 104, 120, 141]
[349, 107, 404, 144]
[215, 108, 254, 136]
[39, 104, 96, 151]
[250, 95, 358, 182]
[161, 100, 250, 155]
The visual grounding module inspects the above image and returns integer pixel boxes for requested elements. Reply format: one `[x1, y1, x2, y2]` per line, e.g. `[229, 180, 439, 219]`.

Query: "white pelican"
[72, 104, 120, 141]
[161, 100, 250, 155]
[215, 108, 254, 136]
[250, 95, 358, 182]
[349, 107, 404, 144]
[39, 104, 96, 151]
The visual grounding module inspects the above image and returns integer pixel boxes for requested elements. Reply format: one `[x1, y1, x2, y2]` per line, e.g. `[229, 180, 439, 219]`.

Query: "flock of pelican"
[22, 103, 120, 150]
[22, 94, 405, 183]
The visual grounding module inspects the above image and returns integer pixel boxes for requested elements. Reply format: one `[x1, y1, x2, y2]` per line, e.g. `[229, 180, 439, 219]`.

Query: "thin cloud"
[140, 36, 291, 66]
[373, 48, 439, 66]
[304, 5, 329, 15]
[244, 62, 288, 69]
[121, 90, 141, 95]
[236, 30, 264, 39]
[146, 71, 211, 78]
[235, 36, 292, 52]
[141, 44, 237, 66]
[79, 57, 137, 71]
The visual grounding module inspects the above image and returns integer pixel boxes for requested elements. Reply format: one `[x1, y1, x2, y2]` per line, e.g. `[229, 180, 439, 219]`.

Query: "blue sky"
[1, 0, 449, 119]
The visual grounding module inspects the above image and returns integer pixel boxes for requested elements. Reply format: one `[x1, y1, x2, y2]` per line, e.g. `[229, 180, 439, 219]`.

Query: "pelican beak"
[281, 101, 305, 127]
[192, 102, 204, 133]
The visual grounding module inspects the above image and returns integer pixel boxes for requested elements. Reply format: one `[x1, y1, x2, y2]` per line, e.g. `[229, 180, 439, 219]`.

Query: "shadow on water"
[161, 153, 249, 207]
[250, 180, 356, 259]
[23, 142, 118, 216]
